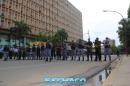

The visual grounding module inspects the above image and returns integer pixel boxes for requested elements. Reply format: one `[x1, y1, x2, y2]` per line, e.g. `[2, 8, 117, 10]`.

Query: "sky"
[68, 0, 130, 45]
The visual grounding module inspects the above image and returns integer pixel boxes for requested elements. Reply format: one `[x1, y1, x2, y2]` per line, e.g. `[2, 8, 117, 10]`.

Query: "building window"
[2, 0, 5, 5]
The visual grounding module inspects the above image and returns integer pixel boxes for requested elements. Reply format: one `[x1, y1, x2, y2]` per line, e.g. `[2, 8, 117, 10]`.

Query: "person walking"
[103, 37, 111, 61]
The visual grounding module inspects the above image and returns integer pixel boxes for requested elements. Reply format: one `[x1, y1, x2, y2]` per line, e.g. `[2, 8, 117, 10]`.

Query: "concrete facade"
[0, 0, 83, 43]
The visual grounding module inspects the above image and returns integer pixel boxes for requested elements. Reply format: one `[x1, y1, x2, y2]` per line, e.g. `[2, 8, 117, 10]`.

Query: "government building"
[0, 0, 83, 46]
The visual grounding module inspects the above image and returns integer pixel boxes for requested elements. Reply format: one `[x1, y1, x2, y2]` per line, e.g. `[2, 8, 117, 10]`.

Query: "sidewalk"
[102, 55, 130, 86]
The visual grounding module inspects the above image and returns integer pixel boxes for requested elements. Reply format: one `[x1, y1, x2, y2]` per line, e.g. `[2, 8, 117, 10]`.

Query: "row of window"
[1, 7, 81, 29]
[0, 0, 83, 41]
[0, 17, 82, 39]
[2, 0, 79, 26]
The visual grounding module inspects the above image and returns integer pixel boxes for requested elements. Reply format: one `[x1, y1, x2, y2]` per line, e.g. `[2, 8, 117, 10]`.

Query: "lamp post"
[103, 10, 124, 18]
[103, 10, 129, 56]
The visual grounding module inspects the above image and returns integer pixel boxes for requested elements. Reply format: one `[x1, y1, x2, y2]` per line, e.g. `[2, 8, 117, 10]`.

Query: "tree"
[111, 45, 117, 54]
[54, 29, 68, 43]
[117, 19, 126, 44]
[117, 44, 124, 54]
[33, 28, 68, 45]
[10, 27, 17, 46]
[9, 21, 31, 47]
[51, 35, 61, 44]
[35, 32, 48, 42]
[117, 6, 130, 53]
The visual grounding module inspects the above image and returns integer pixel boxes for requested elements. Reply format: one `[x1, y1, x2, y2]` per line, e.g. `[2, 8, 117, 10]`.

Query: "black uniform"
[94, 39, 101, 61]
[86, 41, 93, 61]
[71, 42, 76, 60]
[37, 46, 41, 60]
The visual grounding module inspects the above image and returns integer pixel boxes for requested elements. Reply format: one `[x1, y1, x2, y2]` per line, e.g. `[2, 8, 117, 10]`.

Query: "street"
[0, 56, 117, 86]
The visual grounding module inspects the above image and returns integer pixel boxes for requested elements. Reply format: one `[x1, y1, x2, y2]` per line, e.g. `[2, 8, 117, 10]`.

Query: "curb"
[102, 55, 127, 86]
[70, 57, 119, 84]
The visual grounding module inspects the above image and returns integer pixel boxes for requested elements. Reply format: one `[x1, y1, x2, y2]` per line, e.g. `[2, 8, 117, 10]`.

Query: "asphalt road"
[0, 56, 117, 86]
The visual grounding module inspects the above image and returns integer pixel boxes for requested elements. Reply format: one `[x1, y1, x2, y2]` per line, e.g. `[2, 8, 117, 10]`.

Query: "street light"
[103, 10, 129, 56]
[103, 10, 124, 18]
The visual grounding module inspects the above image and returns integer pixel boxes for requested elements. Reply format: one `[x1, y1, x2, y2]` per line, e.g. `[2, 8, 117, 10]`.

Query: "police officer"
[103, 37, 111, 61]
[86, 38, 93, 61]
[94, 38, 102, 61]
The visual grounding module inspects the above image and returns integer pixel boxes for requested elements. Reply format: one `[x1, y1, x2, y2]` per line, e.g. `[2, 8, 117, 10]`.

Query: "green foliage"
[36, 33, 48, 42]
[10, 21, 31, 39]
[117, 7, 130, 53]
[111, 45, 117, 54]
[15, 21, 31, 37]
[54, 28, 68, 43]
[128, 6, 130, 18]
[117, 45, 124, 53]
[51, 35, 61, 44]
[117, 19, 126, 44]
[9, 20, 31, 47]
[34, 28, 68, 45]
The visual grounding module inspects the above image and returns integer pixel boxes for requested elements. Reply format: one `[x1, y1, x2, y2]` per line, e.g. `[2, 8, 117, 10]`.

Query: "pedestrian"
[51, 44, 56, 60]
[45, 42, 52, 62]
[3, 45, 9, 61]
[13, 46, 18, 60]
[18, 47, 22, 60]
[94, 38, 102, 61]
[62, 43, 68, 60]
[32, 45, 36, 60]
[116, 49, 120, 57]
[71, 41, 76, 60]
[103, 37, 111, 61]
[36, 45, 41, 60]
[116, 49, 120, 60]
[41, 45, 45, 60]
[9, 47, 13, 60]
[22, 47, 26, 60]
[0, 46, 4, 59]
[26, 47, 31, 60]
[77, 43, 84, 61]
[56, 44, 62, 60]
[66, 43, 71, 59]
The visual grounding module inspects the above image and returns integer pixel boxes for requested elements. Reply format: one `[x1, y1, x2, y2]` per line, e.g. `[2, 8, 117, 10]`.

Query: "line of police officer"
[0, 37, 111, 62]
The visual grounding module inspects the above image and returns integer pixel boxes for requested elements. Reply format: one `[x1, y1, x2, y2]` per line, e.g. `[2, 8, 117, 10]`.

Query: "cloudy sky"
[68, 0, 130, 45]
